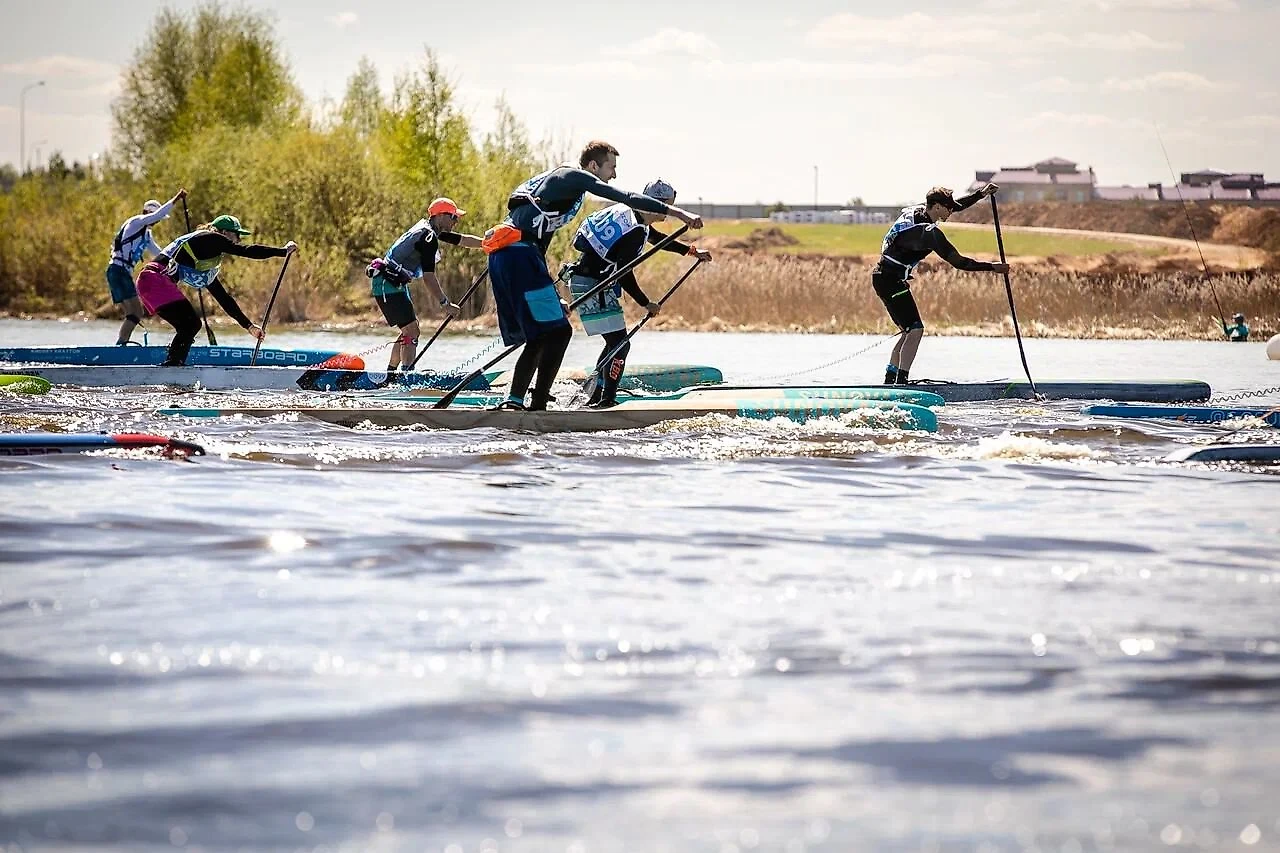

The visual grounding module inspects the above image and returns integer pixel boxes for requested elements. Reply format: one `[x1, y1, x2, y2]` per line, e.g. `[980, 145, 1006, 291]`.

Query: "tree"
[111, 2, 300, 167]
[378, 50, 472, 195]
[845, 196, 864, 207]
[341, 58, 382, 138]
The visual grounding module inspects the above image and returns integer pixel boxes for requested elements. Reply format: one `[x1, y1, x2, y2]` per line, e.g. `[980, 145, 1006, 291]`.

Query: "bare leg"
[116, 297, 144, 345]
[898, 328, 924, 372]
[396, 321, 421, 371]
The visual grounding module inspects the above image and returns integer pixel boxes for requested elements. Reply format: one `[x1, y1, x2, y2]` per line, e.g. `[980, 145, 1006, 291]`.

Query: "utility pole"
[813, 165, 819, 212]
[19, 80, 46, 174]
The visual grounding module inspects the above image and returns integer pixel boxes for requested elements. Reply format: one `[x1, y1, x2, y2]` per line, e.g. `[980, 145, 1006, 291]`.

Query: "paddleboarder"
[368, 198, 484, 372]
[1224, 312, 1249, 342]
[567, 178, 712, 408]
[105, 189, 186, 345]
[873, 184, 1009, 384]
[135, 215, 297, 366]
[484, 140, 704, 411]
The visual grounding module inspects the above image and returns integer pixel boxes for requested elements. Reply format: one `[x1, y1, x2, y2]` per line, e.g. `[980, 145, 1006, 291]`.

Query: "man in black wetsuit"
[483, 141, 703, 411]
[873, 184, 1009, 384]
[567, 178, 712, 407]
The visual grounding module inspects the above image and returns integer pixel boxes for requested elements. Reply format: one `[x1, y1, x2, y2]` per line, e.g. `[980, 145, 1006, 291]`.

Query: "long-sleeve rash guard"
[109, 199, 176, 268]
[573, 222, 692, 305]
[156, 231, 287, 328]
[873, 190, 996, 279]
[506, 166, 672, 254]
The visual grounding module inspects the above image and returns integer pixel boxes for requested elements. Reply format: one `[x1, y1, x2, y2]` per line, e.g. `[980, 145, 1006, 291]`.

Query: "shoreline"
[1, 310, 1264, 342]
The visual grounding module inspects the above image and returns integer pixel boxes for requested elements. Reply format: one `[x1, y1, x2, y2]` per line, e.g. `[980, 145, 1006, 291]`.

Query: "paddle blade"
[315, 353, 366, 371]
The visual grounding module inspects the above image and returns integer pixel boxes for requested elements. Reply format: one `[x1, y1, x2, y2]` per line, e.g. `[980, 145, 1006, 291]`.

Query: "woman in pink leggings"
[136, 214, 298, 366]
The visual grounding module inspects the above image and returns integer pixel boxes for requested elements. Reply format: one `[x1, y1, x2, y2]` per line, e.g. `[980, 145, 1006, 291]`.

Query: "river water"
[2, 318, 1278, 852]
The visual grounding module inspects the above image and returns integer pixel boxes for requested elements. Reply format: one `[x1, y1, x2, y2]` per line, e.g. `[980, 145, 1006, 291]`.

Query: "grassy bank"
[695, 220, 1145, 258]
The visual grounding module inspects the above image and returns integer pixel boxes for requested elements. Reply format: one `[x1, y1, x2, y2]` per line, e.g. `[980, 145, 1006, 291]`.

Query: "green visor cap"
[210, 214, 252, 236]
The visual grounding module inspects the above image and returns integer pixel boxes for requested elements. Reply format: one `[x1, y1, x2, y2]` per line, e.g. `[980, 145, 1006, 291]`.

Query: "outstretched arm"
[953, 183, 999, 213]
[931, 230, 1006, 273]
[438, 231, 483, 250]
[205, 278, 256, 330]
[648, 226, 713, 262]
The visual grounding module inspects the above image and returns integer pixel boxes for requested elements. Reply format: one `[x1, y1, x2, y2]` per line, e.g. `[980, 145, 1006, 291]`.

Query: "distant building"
[968, 157, 1095, 203]
[769, 209, 891, 224]
[970, 157, 1280, 203]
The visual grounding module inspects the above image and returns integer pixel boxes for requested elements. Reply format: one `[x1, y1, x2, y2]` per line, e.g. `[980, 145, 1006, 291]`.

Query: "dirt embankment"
[952, 201, 1280, 258]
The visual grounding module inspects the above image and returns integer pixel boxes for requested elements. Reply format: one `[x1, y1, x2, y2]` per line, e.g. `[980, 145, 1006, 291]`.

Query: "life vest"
[576, 204, 646, 275]
[879, 205, 933, 275]
[380, 219, 441, 279]
[509, 167, 585, 239]
[161, 231, 222, 290]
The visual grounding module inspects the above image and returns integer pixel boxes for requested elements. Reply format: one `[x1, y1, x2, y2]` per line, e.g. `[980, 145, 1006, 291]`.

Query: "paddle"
[433, 224, 691, 410]
[1155, 126, 1229, 338]
[407, 269, 490, 370]
[989, 195, 1039, 397]
[250, 253, 292, 366]
[1209, 402, 1280, 444]
[181, 197, 218, 346]
[576, 258, 706, 405]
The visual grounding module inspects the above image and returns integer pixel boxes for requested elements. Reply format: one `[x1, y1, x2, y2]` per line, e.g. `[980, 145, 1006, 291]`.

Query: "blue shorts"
[105, 264, 137, 303]
[488, 242, 569, 347]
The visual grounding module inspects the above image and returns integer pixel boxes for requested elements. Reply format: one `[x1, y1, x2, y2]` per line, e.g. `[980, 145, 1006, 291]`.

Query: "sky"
[1, 0, 1277, 205]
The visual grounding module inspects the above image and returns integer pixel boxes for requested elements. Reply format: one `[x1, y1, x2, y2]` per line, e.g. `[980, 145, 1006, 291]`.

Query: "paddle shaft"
[250, 253, 292, 366]
[575, 258, 705, 406]
[408, 269, 490, 370]
[433, 224, 691, 409]
[989, 196, 1038, 396]
[181, 197, 218, 346]
[591, 259, 705, 377]
[1155, 126, 1228, 336]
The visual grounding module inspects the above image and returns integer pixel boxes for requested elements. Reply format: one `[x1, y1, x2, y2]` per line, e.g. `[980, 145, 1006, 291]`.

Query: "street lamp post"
[20, 80, 46, 174]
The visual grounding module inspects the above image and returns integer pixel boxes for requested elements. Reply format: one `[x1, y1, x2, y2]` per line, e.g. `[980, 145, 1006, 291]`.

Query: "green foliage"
[1, 7, 550, 320]
[112, 2, 301, 168]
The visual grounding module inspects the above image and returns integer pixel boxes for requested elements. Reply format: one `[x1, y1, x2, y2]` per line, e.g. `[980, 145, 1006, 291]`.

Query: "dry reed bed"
[56, 250, 1278, 342]
[627, 253, 1280, 339]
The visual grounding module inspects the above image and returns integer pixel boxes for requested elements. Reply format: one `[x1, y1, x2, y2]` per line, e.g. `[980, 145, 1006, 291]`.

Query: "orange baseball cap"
[428, 197, 466, 217]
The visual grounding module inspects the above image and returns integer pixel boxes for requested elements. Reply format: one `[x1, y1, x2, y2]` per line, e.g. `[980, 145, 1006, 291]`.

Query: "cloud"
[1036, 30, 1180, 50]
[809, 12, 1022, 50]
[1102, 71, 1228, 92]
[984, 0, 1235, 8]
[694, 55, 988, 82]
[1222, 114, 1280, 130]
[1084, 0, 1237, 10]
[0, 54, 118, 80]
[614, 28, 720, 58]
[809, 13, 1179, 53]
[1024, 76, 1089, 93]
[327, 12, 358, 28]
[512, 60, 661, 81]
[1020, 111, 1148, 130]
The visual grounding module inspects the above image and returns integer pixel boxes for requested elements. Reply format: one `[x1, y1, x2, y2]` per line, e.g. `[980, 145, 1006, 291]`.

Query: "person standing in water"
[1224, 313, 1249, 341]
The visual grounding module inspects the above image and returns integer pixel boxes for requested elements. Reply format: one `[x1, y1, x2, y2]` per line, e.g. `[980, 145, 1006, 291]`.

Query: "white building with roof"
[968, 157, 1096, 202]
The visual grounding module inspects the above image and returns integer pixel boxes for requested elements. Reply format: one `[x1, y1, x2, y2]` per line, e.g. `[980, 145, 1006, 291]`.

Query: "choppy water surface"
[2, 319, 1279, 852]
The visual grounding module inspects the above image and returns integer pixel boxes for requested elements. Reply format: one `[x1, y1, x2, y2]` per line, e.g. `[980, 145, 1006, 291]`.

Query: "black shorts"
[375, 291, 416, 329]
[872, 272, 923, 330]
